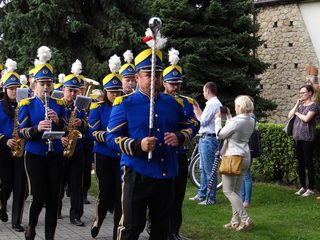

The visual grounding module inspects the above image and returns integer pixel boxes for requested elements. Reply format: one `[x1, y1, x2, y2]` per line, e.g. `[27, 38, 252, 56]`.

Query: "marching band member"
[119, 50, 136, 94]
[163, 48, 199, 240]
[78, 75, 94, 205]
[0, 59, 27, 232]
[18, 46, 66, 240]
[54, 73, 65, 91]
[106, 45, 196, 239]
[89, 54, 122, 239]
[60, 60, 88, 226]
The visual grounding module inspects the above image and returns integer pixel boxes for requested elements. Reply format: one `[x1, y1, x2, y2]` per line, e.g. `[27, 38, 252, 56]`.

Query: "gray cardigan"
[217, 114, 255, 164]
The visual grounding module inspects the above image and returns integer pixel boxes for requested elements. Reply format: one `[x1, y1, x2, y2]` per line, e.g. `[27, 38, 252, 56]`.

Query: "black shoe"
[91, 224, 100, 238]
[25, 226, 36, 240]
[12, 224, 25, 232]
[70, 218, 84, 226]
[83, 196, 90, 204]
[0, 210, 8, 222]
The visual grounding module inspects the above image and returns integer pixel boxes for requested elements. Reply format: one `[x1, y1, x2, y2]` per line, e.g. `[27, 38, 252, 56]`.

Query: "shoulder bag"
[283, 115, 295, 136]
[219, 139, 243, 176]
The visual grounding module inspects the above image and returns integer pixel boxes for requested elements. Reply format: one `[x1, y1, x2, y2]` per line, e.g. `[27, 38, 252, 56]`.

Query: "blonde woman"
[215, 95, 255, 231]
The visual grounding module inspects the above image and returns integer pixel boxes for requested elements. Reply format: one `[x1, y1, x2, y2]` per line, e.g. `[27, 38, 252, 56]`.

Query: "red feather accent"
[142, 36, 153, 43]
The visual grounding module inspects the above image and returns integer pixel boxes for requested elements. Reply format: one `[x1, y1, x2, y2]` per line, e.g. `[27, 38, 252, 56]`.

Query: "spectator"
[216, 95, 255, 231]
[289, 84, 317, 197]
[190, 82, 222, 205]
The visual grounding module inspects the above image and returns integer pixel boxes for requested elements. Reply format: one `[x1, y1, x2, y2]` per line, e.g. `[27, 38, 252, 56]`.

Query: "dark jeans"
[295, 140, 315, 189]
[25, 151, 63, 239]
[117, 167, 174, 240]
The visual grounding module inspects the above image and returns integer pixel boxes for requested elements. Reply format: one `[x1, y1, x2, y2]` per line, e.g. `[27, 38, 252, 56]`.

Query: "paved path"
[0, 195, 148, 240]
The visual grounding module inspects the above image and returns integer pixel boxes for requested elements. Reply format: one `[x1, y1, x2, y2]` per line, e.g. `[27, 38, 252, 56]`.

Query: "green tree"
[151, 0, 275, 117]
[0, 0, 148, 81]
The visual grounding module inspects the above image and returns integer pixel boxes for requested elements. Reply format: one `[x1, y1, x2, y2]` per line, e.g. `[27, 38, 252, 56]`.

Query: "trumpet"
[44, 91, 54, 153]
[82, 77, 100, 97]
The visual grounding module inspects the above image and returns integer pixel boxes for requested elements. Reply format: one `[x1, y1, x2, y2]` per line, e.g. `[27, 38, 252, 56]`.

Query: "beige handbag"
[219, 155, 243, 175]
[219, 139, 243, 176]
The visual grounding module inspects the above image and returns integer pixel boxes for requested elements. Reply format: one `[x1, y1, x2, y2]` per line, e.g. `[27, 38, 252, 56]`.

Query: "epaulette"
[175, 97, 184, 107]
[113, 92, 134, 106]
[90, 101, 104, 110]
[18, 96, 35, 107]
[51, 96, 65, 106]
[180, 95, 194, 105]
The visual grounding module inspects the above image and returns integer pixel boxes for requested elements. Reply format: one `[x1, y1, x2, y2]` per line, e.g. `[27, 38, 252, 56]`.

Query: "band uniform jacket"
[106, 91, 196, 179]
[88, 101, 120, 158]
[18, 96, 66, 156]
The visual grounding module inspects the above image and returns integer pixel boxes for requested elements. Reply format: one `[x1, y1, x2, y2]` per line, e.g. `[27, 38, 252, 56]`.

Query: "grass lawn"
[182, 182, 320, 240]
[89, 177, 320, 240]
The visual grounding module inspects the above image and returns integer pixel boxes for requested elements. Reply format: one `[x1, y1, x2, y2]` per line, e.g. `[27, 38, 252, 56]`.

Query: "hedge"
[252, 123, 320, 189]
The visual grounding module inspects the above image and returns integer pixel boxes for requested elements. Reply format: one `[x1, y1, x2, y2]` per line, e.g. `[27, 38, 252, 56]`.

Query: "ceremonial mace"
[148, 17, 162, 161]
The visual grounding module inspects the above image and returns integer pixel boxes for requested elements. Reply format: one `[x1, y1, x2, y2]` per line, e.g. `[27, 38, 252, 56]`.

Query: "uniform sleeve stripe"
[128, 139, 134, 156]
[18, 116, 29, 126]
[88, 120, 101, 129]
[107, 122, 127, 133]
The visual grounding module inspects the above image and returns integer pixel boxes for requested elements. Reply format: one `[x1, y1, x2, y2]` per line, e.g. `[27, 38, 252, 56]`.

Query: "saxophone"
[12, 106, 25, 157]
[63, 106, 82, 157]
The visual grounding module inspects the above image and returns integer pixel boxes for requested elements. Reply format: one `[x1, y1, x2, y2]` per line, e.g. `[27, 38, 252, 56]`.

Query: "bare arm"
[288, 99, 301, 118]
[295, 110, 316, 123]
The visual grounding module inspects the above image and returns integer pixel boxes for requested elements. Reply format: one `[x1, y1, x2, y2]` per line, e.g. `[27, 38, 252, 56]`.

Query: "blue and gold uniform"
[0, 68, 27, 231]
[20, 46, 66, 240]
[18, 96, 65, 155]
[59, 71, 87, 226]
[89, 55, 122, 240]
[162, 48, 199, 239]
[106, 47, 196, 240]
[107, 91, 192, 178]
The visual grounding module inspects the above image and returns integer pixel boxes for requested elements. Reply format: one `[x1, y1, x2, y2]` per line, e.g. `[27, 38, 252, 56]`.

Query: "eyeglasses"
[299, 91, 308, 95]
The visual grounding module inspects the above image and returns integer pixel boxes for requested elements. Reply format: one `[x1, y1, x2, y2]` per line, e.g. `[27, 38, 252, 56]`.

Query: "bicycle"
[188, 136, 222, 190]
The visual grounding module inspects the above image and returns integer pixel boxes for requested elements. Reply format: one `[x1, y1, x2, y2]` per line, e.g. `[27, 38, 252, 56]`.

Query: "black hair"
[2, 89, 16, 118]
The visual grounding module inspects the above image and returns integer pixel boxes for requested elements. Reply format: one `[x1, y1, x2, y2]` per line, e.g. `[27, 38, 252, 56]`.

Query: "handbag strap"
[220, 139, 228, 155]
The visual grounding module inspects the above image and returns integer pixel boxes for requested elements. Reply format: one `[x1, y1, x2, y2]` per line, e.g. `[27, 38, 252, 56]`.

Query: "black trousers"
[169, 154, 188, 235]
[94, 153, 121, 240]
[60, 149, 84, 220]
[117, 167, 174, 240]
[82, 138, 93, 198]
[295, 140, 315, 189]
[0, 150, 27, 225]
[25, 151, 63, 239]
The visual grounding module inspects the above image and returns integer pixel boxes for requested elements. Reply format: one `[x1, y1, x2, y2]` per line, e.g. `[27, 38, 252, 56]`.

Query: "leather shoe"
[12, 224, 25, 232]
[25, 226, 36, 240]
[91, 223, 100, 238]
[0, 210, 8, 222]
[70, 218, 84, 226]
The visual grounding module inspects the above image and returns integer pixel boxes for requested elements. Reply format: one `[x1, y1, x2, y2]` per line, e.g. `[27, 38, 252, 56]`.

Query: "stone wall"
[255, 3, 318, 123]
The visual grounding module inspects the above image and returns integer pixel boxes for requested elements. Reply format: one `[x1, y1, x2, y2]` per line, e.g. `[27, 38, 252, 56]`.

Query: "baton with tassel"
[148, 17, 162, 161]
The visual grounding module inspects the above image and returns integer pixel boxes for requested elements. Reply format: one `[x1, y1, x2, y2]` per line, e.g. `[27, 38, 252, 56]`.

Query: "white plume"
[123, 50, 133, 64]
[108, 54, 122, 74]
[37, 46, 52, 63]
[168, 48, 180, 66]
[145, 28, 167, 50]
[71, 59, 82, 75]
[58, 73, 65, 83]
[34, 59, 40, 66]
[5, 58, 17, 72]
[20, 75, 28, 85]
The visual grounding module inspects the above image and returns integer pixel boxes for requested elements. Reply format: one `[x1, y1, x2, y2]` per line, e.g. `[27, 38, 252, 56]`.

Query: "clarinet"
[44, 91, 54, 153]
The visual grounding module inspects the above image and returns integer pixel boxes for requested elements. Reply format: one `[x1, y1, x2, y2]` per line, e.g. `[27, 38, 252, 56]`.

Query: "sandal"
[223, 221, 239, 229]
[236, 218, 254, 231]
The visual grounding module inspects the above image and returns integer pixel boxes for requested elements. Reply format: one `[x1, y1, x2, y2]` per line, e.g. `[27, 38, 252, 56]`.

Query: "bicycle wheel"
[189, 155, 201, 188]
[189, 155, 223, 191]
